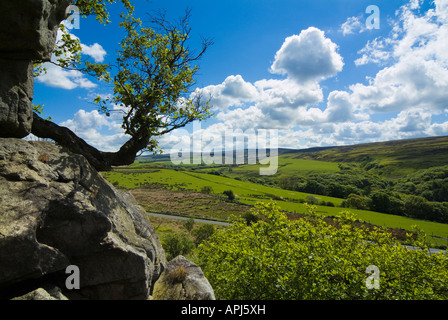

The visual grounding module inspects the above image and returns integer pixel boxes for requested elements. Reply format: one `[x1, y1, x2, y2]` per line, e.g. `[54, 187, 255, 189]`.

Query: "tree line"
[277, 165, 448, 223]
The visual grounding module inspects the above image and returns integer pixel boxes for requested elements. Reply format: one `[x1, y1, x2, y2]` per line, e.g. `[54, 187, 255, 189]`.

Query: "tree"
[305, 195, 319, 205]
[162, 232, 195, 261]
[343, 193, 370, 210]
[32, 3, 213, 172]
[192, 224, 215, 245]
[200, 186, 213, 194]
[223, 190, 235, 201]
[369, 190, 391, 213]
[198, 201, 448, 300]
[304, 180, 326, 195]
[183, 217, 195, 234]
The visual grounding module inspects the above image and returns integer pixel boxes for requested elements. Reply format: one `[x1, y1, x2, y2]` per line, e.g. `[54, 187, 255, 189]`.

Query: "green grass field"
[103, 165, 448, 247]
[104, 167, 342, 205]
[226, 155, 340, 177]
[288, 135, 448, 177]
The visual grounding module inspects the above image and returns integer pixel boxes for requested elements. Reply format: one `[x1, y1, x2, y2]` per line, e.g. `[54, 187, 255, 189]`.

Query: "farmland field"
[103, 162, 448, 247]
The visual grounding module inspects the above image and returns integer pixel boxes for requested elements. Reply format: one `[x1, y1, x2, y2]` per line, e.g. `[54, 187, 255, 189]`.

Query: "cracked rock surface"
[0, 138, 167, 299]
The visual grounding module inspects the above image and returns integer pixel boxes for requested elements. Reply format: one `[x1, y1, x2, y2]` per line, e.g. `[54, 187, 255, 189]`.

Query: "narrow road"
[147, 212, 230, 226]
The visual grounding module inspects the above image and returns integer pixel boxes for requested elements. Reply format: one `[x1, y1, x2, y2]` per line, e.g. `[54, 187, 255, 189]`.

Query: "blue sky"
[33, 0, 448, 153]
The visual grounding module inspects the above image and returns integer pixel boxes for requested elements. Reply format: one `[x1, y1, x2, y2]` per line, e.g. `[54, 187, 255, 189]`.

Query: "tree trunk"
[31, 112, 149, 172]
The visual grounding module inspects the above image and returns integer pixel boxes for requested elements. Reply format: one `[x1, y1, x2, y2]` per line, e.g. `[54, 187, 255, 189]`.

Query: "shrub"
[343, 193, 370, 210]
[201, 186, 213, 194]
[192, 224, 215, 245]
[199, 202, 448, 300]
[162, 233, 195, 261]
[183, 217, 195, 233]
[165, 266, 188, 284]
[223, 190, 235, 201]
[242, 211, 260, 225]
[305, 195, 318, 205]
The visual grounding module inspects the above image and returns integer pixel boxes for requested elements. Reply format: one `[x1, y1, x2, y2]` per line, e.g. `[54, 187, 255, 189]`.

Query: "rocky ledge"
[0, 138, 214, 300]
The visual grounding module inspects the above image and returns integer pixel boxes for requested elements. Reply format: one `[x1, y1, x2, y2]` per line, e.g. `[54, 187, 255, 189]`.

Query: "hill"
[118, 135, 448, 247]
[284, 135, 448, 177]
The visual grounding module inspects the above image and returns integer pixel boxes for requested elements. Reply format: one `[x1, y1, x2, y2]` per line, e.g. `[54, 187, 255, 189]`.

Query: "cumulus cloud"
[216, 106, 266, 130]
[37, 64, 97, 90]
[341, 16, 366, 36]
[270, 27, 344, 83]
[200, 75, 259, 110]
[196, 27, 344, 129]
[350, 0, 448, 113]
[36, 28, 106, 90]
[81, 43, 107, 63]
[60, 0, 448, 152]
[60, 109, 129, 152]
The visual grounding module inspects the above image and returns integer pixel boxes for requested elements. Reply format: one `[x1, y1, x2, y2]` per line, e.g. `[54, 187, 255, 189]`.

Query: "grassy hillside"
[286, 135, 448, 177]
[103, 163, 448, 247]
[103, 166, 344, 207]
[102, 135, 448, 247]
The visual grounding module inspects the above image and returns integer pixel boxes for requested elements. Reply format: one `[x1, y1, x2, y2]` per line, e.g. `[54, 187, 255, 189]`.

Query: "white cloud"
[270, 27, 344, 83]
[255, 78, 323, 110]
[37, 63, 97, 90]
[355, 37, 393, 66]
[36, 28, 106, 90]
[60, 109, 128, 152]
[81, 43, 107, 63]
[195, 27, 344, 129]
[216, 106, 265, 130]
[324, 90, 367, 123]
[341, 16, 366, 36]
[350, 0, 448, 113]
[200, 75, 259, 110]
[59, 1, 448, 153]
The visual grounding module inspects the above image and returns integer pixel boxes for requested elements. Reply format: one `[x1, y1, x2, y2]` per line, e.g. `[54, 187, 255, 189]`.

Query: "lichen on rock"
[0, 138, 167, 299]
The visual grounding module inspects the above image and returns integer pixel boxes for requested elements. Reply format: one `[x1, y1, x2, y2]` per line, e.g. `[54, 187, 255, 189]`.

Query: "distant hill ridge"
[141, 135, 448, 163]
[284, 135, 448, 176]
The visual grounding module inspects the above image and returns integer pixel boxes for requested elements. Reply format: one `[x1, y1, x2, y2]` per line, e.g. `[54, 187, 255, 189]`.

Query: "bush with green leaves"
[192, 224, 215, 245]
[198, 202, 448, 300]
[162, 233, 195, 261]
[223, 190, 235, 201]
[342, 193, 371, 210]
[183, 217, 195, 234]
[201, 186, 214, 194]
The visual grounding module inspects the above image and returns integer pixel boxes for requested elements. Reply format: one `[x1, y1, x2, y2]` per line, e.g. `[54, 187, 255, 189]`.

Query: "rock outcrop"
[0, 0, 216, 300]
[153, 255, 215, 300]
[0, 0, 71, 138]
[0, 138, 167, 299]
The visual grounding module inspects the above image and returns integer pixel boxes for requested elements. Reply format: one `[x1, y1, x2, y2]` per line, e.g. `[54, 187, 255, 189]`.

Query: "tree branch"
[31, 112, 150, 171]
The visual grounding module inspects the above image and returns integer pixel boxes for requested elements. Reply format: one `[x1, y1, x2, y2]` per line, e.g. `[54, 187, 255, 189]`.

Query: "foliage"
[198, 202, 448, 300]
[31, 3, 213, 170]
[192, 224, 215, 246]
[92, 9, 212, 154]
[183, 217, 195, 234]
[305, 195, 319, 205]
[223, 190, 235, 201]
[162, 232, 195, 261]
[200, 186, 213, 194]
[33, 1, 133, 78]
[394, 165, 448, 202]
[242, 211, 260, 225]
[278, 168, 448, 223]
[341, 194, 371, 210]
[103, 166, 448, 245]
[74, 0, 134, 24]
